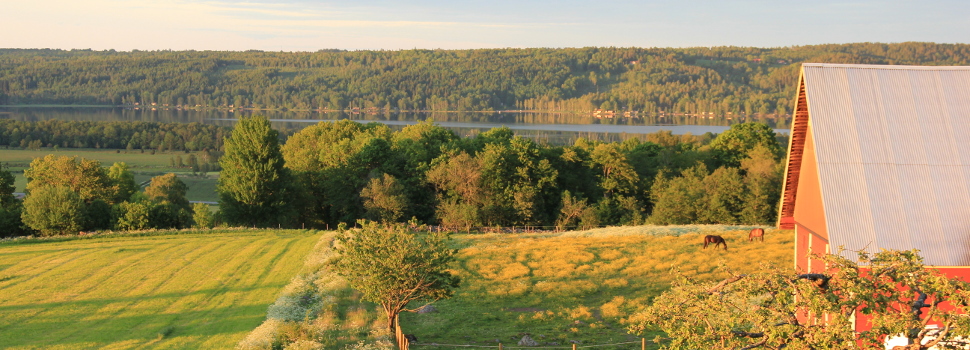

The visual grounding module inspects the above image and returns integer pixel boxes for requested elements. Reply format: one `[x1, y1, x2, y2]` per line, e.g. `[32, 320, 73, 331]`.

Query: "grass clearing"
[0, 148, 184, 169]
[399, 225, 793, 348]
[0, 229, 321, 349]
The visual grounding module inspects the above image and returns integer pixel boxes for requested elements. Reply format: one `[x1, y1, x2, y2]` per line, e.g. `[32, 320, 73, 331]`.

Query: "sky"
[1, 0, 968, 51]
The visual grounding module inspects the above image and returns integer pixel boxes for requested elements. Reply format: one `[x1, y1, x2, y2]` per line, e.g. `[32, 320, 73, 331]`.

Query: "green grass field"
[398, 225, 793, 348]
[0, 148, 183, 169]
[1, 148, 220, 202]
[0, 229, 322, 349]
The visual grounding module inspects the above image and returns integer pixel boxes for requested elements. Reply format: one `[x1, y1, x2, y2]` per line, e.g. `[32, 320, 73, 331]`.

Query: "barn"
[777, 63, 970, 331]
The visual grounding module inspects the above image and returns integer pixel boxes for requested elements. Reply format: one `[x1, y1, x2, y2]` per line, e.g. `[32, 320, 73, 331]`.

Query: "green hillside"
[2, 43, 969, 116]
[0, 229, 321, 349]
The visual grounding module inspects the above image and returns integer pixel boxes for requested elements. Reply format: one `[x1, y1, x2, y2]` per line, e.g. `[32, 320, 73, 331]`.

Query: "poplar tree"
[218, 115, 293, 227]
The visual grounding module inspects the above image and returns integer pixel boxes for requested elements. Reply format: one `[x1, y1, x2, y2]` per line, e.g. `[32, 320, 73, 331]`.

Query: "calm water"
[0, 107, 790, 143]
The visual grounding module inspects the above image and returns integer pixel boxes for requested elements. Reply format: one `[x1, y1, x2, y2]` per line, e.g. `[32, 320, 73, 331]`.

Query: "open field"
[1, 148, 220, 202]
[0, 148, 186, 170]
[0, 229, 321, 349]
[400, 225, 793, 348]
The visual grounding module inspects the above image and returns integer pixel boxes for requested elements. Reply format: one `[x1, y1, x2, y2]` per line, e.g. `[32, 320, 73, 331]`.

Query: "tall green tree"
[329, 220, 460, 335]
[218, 115, 294, 227]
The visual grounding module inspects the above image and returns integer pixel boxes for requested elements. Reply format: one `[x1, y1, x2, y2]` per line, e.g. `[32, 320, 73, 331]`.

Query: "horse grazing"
[703, 235, 728, 250]
[749, 228, 765, 242]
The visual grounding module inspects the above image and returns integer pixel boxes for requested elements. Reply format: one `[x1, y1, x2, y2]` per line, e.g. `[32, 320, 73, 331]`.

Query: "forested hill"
[1, 42, 969, 116]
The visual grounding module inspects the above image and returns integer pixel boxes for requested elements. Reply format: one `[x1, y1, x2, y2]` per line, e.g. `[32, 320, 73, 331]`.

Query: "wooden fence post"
[642, 338, 646, 350]
[572, 343, 577, 350]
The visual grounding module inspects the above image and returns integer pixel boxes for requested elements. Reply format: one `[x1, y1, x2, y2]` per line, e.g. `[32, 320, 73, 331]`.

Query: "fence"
[427, 225, 596, 234]
[395, 336, 651, 350]
[395, 315, 410, 350]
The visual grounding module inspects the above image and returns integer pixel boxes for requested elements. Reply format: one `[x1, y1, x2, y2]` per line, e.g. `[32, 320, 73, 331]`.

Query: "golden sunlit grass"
[401, 225, 793, 347]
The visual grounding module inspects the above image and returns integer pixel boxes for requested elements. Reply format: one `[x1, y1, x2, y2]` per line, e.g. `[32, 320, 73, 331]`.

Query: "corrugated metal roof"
[802, 63, 970, 266]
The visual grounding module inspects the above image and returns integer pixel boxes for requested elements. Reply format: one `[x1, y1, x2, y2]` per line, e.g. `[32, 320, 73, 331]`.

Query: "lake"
[0, 107, 790, 144]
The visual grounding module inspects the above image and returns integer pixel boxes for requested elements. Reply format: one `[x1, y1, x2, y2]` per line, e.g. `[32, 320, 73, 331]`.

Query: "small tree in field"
[328, 220, 460, 334]
[628, 250, 970, 350]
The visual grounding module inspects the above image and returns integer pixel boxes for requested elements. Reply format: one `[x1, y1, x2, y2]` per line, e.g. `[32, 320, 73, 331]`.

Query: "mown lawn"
[400, 226, 793, 348]
[0, 229, 321, 349]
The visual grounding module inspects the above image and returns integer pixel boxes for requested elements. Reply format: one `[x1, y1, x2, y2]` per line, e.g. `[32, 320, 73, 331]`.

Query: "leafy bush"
[21, 185, 84, 236]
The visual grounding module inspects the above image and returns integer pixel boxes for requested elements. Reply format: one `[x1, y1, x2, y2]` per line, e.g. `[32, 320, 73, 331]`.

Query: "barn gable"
[779, 63, 970, 267]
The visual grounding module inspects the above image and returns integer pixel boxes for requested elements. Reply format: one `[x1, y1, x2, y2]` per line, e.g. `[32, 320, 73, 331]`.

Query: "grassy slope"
[400, 225, 793, 347]
[0, 229, 321, 349]
[1, 148, 219, 202]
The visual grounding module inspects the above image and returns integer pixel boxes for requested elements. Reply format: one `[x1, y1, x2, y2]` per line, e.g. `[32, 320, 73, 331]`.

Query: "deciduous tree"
[629, 250, 970, 350]
[145, 173, 189, 210]
[24, 155, 117, 204]
[360, 173, 408, 223]
[709, 122, 781, 167]
[107, 162, 139, 203]
[329, 220, 460, 335]
[21, 185, 84, 236]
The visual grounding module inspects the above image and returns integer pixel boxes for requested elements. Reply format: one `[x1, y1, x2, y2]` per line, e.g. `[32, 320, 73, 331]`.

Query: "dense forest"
[2, 42, 969, 118]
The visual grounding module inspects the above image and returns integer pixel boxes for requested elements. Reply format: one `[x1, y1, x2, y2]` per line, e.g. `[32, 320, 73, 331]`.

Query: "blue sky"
[2, 0, 968, 51]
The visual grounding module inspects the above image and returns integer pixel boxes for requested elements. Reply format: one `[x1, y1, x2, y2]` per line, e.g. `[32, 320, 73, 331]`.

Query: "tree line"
[2, 43, 969, 118]
[215, 117, 785, 231]
[1, 117, 784, 236]
[0, 119, 230, 151]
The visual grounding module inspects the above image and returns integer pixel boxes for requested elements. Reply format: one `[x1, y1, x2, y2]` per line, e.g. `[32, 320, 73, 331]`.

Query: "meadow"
[0, 229, 321, 349]
[1, 148, 219, 202]
[401, 225, 793, 348]
[235, 225, 794, 350]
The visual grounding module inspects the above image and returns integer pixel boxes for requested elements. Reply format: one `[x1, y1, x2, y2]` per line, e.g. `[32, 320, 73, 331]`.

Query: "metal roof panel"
[801, 63, 970, 266]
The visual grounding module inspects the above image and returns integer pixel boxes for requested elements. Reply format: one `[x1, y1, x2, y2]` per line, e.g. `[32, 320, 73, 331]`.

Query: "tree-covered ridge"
[2, 43, 968, 115]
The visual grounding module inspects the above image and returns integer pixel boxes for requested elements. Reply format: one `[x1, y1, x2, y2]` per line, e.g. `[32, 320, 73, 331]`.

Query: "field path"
[0, 230, 321, 349]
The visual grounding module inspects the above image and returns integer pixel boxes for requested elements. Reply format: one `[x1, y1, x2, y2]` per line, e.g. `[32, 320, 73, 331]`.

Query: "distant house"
[778, 63, 970, 329]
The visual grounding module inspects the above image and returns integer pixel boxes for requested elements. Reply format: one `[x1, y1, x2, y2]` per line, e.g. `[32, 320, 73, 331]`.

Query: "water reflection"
[0, 107, 791, 138]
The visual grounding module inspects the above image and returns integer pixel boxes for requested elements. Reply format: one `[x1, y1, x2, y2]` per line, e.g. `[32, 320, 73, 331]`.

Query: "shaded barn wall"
[793, 123, 828, 273]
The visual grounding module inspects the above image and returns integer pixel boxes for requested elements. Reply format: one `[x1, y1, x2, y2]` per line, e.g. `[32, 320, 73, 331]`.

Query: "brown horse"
[749, 228, 765, 242]
[703, 235, 728, 250]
